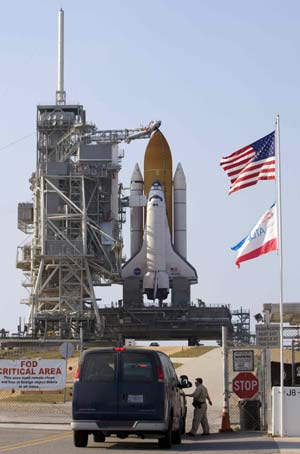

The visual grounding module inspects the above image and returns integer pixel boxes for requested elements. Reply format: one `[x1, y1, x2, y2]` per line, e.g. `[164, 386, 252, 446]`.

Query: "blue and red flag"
[231, 204, 277, 268]
[220, 131, 275, 194]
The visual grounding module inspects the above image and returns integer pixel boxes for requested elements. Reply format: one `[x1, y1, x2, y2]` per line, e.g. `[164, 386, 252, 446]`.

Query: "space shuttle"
[122, 130, 197, 305]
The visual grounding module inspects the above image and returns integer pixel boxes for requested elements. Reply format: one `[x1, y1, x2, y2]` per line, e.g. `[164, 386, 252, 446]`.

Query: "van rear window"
[81, 353, 116, 383]
[121, 353, 154, 382]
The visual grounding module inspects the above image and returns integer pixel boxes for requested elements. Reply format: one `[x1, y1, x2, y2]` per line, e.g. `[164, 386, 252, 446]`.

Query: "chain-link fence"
[275, 327, 300, 386]
[227, 347, 264, 429]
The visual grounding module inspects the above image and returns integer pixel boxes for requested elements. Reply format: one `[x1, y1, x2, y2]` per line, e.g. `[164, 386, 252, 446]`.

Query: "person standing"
[185, 377, 212, 436]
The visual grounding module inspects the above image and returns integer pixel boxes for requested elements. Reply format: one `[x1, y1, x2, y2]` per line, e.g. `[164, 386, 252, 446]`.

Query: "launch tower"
[16, 10, 158, 338]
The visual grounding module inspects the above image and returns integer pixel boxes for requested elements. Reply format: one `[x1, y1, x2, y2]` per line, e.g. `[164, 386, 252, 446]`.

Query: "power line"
[0, 132, 35, 153]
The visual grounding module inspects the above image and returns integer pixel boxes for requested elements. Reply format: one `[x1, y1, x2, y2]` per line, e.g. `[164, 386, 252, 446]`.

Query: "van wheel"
[172, 417, 182, 444]
[74, 430, 88, 447]
[93, 432, 105, 443]
[158, 417, 172, 449]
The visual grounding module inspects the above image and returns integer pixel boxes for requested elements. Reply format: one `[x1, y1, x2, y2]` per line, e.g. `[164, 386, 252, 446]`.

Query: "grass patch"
[170, 346, 215, 358]
[3, 388, 73, 403]
[172, 362, 183, 369]
[0, 350, 80, 360]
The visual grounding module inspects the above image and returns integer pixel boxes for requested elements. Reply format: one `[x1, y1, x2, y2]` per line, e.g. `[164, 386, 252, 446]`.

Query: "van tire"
[74, 430, 88, 447]
[172, 417, 182, 444]
[158, 417, 172, 449]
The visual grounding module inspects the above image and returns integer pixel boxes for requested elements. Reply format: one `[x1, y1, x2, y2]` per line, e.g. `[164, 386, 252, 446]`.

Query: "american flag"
[220, 131, 275, 195]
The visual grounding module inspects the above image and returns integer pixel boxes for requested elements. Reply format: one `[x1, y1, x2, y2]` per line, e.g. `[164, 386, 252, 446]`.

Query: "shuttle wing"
[165, 240, 198, 284]
[121, 242, 147, 279]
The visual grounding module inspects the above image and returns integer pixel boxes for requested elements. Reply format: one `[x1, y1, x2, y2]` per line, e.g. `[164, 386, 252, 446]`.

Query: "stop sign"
[232, 372, 259, 399]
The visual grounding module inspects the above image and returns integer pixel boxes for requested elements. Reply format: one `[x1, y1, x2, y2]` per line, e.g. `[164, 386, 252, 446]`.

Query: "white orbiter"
[122, 179, 197, 301]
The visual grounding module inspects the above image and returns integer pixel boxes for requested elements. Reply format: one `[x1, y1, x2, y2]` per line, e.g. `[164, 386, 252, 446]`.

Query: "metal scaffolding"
[231, 307, 251, 344]
[16, 105, 113, 336]
[16, 100, 158, 338]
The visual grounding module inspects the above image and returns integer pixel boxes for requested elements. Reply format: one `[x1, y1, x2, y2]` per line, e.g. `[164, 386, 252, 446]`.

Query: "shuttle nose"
[149, 180, 165, 201]
[151, 180, 162, 189]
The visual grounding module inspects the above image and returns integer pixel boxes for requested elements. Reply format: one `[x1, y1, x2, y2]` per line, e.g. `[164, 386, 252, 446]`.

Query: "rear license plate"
[127, 394, 144, 403]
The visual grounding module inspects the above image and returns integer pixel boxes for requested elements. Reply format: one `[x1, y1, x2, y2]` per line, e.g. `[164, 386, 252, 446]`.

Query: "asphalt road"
[0, 428, 281, 454]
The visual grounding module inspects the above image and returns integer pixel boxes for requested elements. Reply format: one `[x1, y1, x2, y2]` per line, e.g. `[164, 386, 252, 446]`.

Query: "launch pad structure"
[14, 9, 233, 344]
[16, 9, 157, 339]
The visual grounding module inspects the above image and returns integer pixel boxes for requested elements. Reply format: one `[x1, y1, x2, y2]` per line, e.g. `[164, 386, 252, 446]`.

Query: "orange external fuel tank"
[144, 130, 173, 231]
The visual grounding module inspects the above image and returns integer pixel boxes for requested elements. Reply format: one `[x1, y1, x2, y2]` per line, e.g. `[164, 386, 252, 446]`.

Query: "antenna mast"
[56, 8, 66, 104]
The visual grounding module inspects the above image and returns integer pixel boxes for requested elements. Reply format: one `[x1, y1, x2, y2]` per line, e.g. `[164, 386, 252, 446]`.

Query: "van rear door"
[73, 351, 118, 419]
[118, 351, 164, 420]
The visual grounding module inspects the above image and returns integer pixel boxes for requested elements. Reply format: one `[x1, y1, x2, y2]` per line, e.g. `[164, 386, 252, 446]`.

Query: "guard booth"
[272, 387, 300, 436]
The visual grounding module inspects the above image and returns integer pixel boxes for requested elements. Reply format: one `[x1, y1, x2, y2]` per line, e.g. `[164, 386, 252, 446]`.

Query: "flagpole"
[275, 114, 284, 437]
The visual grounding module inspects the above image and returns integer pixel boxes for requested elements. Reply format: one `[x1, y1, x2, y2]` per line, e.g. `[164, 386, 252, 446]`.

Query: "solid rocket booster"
[173, 163, 187, 258]
[144, 130, 173, 231]
[130, 163, 144, 256]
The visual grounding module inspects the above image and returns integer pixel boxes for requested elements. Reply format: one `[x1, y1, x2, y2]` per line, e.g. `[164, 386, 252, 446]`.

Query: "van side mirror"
[179, 375, 192, 388]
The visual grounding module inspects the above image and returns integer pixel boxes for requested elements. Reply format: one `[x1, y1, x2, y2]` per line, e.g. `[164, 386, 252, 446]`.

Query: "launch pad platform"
[98, 304, 233, 344]
[1, 305, 233, 347]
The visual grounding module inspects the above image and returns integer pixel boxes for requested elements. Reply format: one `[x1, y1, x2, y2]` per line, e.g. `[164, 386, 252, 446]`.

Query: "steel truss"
[18, 104, 120, 337]
[17, 104, 158, 339]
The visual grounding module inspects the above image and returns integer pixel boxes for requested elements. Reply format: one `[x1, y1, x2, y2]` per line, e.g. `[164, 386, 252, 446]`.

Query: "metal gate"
[227, 347, 265, 430]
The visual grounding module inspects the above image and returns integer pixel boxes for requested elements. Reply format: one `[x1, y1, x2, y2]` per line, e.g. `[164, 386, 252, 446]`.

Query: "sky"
[0, 0, 299, 334]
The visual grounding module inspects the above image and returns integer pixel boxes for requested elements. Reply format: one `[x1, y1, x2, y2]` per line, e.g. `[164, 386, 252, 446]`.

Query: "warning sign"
[256, 324, 280, 348]
[233, 350, 254, 372]
[0, 359, 66, 390]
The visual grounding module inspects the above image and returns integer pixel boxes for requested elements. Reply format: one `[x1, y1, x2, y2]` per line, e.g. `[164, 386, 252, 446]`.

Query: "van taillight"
[74, 365, 80, 381]
[157, 364, 164, 381]
[114, 347, 126, 351]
